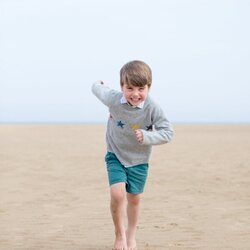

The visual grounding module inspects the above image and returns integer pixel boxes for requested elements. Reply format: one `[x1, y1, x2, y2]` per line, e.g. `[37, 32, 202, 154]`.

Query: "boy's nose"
[132, 91, 139, 96]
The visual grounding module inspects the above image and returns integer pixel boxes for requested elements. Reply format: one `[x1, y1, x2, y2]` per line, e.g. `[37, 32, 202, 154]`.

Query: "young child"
[91, 60, 173, 250]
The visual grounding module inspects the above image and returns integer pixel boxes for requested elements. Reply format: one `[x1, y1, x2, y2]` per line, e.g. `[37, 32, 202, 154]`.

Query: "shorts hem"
[109, 180, 126, 187]
[126, 189, 144, 195]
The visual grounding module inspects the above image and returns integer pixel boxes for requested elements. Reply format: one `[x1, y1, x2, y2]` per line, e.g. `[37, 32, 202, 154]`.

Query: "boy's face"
[121, 83, 149, 107]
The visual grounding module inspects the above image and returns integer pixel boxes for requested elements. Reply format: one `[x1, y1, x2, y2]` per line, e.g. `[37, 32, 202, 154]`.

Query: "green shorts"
[105, 152, 149, 194]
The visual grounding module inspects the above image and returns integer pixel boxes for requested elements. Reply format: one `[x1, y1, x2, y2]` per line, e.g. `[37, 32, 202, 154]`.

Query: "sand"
[0, 124, 250, 250]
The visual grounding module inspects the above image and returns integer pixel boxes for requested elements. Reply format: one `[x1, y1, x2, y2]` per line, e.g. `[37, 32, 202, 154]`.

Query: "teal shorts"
[105, 152, 149, 194]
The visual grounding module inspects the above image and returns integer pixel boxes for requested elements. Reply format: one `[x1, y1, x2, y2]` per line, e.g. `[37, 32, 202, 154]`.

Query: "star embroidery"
[146, 125, 153, 131]
[131, 124, 140, 131]
[117, 120, 125, 128]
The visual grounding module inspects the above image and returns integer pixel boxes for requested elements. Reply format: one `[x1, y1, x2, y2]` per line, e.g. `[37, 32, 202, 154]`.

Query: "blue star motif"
[117, 120, 125, 128]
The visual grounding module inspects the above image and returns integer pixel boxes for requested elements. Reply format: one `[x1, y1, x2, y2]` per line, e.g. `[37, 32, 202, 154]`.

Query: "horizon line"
[1, 121, 250, 125]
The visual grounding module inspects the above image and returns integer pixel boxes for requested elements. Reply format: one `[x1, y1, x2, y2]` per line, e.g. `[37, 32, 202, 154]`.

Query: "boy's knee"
[110, 183, 126, 204]
[111, 191, 126, 204]
[127, 194, 141, 206]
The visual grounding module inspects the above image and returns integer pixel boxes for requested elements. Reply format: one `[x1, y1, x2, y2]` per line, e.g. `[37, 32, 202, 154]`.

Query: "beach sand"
[0, 124, 250, 250]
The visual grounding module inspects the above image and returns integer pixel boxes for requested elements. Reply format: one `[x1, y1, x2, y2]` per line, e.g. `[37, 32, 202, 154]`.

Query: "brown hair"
[120, 60, 152, 88]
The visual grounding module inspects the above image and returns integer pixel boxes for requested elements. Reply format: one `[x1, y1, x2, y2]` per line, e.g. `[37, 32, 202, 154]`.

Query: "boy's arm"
[140, 106, 174, 145]
[91, 80, 118, 107]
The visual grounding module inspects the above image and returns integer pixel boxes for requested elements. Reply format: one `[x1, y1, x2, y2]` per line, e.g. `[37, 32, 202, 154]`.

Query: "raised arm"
[91, 81, 119, 107]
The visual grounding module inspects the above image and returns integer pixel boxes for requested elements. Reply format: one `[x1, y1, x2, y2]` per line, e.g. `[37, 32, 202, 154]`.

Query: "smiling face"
[121, 83, 149, 107]
[120, 60, 152, 107]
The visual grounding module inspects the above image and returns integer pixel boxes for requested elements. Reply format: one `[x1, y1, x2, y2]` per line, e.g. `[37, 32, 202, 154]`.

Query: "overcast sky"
[0, 0, 249, 124]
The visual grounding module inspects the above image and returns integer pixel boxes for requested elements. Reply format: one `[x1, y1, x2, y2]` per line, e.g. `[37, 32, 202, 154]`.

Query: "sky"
[0, 0, 250, 124]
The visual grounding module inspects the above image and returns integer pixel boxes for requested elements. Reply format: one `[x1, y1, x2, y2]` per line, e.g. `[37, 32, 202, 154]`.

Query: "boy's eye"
[139, 88, 145, 91]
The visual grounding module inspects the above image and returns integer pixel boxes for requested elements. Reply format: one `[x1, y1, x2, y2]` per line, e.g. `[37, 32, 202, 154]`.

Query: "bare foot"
[127, 241, 137, 250]
[126, 231, 137, 250]
[113, 234, 127, 250]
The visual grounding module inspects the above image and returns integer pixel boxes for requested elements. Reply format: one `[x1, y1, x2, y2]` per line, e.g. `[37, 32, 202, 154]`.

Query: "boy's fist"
[134, 129, 143, 144]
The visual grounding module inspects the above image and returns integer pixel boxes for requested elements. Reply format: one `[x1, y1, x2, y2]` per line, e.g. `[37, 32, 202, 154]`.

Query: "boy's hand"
[134, 129, 143, 144]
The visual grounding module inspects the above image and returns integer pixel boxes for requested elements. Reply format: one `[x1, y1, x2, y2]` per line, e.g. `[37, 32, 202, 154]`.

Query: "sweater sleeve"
[91, 81, 118, 107]
[140, 104, 174, 145]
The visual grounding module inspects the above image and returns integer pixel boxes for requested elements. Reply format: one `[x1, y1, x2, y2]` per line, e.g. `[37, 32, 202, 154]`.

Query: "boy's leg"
[126, 193, 141, 250]
[105, 152, 128, 249]
[110, 182, 127, 250]
[125, 164, 148, 249]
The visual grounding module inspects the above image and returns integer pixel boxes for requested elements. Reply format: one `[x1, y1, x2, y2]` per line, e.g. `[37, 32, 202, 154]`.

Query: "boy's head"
[120, 60, 152, 88]
[120, 60, 152, 107]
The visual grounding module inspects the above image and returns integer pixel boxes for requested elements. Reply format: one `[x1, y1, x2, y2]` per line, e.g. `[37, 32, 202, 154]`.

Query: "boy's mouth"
[130, 97, 141, 102]
[128, 98, 141, 107]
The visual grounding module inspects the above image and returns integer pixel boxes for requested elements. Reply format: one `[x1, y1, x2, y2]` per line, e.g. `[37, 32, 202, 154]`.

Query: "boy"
[91, 60, 173, 250]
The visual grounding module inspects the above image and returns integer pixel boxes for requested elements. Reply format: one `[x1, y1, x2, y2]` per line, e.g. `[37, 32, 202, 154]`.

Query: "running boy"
[91, 60, 173, 250]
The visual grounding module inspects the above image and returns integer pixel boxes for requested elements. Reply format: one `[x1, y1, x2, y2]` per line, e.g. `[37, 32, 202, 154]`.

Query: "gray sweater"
[92, 81, 173, 167]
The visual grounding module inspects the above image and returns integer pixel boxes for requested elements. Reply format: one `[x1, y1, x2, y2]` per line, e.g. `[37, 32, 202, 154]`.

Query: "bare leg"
[110, 183, 127, 250]
[126, 193, 141, 250]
